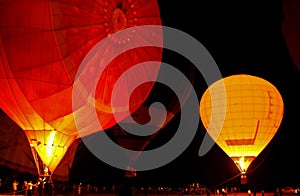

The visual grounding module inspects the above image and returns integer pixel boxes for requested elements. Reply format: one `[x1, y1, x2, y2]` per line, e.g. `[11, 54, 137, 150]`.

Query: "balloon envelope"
[106, 69, 195, 177]
[281, 0, 300, 71]
[0, 0, 162, 179]
[199, 74, 284, 173]
[0, 109, 81, 181]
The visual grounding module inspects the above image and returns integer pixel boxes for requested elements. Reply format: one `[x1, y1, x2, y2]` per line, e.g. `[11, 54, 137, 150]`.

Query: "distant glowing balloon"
[0, 0, 162, 180]
[199, 74, 284, 179]
[281, 0, 300, 72]
[107, 70, 195, 177]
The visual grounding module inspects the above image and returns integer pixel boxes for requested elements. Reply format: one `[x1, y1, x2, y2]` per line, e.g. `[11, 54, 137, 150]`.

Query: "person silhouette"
[13, 180, 18, 194]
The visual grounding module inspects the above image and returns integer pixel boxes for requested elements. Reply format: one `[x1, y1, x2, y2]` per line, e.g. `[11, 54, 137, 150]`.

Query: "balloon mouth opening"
[231, 156, 256, 173]
[112, 8, 127, 33]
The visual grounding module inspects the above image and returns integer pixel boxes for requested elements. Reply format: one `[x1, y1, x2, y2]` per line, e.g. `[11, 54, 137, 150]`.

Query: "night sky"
[1, 0, 300, 192]
[69, 0, 300, 190]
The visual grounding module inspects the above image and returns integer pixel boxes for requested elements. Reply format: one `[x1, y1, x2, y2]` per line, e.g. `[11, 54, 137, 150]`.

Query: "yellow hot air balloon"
[199, 74, 284, 182]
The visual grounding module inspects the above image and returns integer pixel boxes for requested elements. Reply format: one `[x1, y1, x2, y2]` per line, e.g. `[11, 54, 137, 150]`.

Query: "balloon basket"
[240, 174, 247, 184]
[124, 167, 137, 178]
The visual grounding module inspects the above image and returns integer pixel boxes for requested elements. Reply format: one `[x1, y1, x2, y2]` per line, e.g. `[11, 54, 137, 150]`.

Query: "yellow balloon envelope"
[200, 74, 284, 174]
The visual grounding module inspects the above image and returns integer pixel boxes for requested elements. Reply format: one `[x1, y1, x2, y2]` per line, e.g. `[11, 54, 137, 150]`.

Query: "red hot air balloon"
[0, 109, 81, 181]
[0, 0, 162, 180]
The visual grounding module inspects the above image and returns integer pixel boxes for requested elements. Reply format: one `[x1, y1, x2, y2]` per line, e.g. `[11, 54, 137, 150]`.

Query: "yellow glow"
[46, 131, 56, 158]
[200, 74, 284, 173]
[237, 157, 245, 172]
[232, 156, 254, 173]
[25, 129, 76, 173]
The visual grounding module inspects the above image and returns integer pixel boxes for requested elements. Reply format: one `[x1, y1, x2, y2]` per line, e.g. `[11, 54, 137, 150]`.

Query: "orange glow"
[200, 74, 284, 173]
[0, 0, 162, 179]
[25, 129, 76, 174]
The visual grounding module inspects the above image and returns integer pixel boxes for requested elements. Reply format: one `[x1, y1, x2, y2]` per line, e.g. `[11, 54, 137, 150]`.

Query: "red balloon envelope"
[0, 0, 162, 180]
[281, 0, 300, 71]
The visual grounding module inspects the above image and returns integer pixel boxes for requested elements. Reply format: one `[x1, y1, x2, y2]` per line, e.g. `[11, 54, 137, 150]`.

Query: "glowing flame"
[46, 131, 56, 158]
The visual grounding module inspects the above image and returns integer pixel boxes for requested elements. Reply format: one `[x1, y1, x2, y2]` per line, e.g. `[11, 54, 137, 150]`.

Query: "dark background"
[69, 0, 300, 191]
[0, 0, 299, 192]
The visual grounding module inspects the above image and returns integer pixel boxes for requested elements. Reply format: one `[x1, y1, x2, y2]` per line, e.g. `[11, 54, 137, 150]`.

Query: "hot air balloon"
[0, 0, 162, 181]
[104, 66, 195, 177]
[0, 109, 37, 175]
[199, 74, 284, 183]
[0, 109, 81, 181]
[281, 0, 300, 72]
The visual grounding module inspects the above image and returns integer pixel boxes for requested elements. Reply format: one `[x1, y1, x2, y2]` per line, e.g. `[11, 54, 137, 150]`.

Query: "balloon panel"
[200, 74, 284, 172]
[0, 110, 37, 175]
[0, 0, 162, 135]
[49, 139, 81, 181]
[0, 0, 162, 175]
[25, 130, 77, 173]
[0, 109, 80, 181]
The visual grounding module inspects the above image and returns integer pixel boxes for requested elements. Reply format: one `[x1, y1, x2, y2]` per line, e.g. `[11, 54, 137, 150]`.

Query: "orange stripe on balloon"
[226, 121, 260, 146]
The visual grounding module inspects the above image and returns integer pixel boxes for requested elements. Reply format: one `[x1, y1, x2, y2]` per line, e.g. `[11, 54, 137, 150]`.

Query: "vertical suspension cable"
[30, 146, 41, 176]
